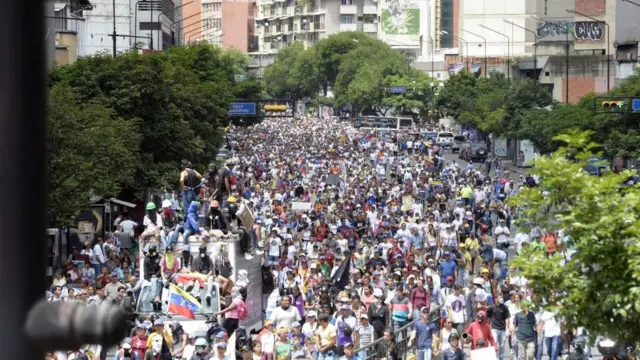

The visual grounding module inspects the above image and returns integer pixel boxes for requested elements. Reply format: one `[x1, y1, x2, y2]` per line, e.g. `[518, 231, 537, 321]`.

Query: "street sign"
[228, 102, 256, 116]
[390, 86, 406, 94]
[234, 74, 248, 82]
[632, 98, 640, 112]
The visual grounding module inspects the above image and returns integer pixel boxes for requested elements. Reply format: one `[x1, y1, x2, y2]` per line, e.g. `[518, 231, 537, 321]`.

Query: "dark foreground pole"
[0, 0, 47, 359]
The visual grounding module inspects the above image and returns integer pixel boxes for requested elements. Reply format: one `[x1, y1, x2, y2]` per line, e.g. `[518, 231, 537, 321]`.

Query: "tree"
[49, 44, 236, 196]
[47, 84, 140, 225]
[263, 42, 318, 100]
[333, 40, 410, 113]
[509, 130, 640, 342]
[314, 32, 381, 93]
[435, 72, 478, 121]
[380, 70, 436, 118]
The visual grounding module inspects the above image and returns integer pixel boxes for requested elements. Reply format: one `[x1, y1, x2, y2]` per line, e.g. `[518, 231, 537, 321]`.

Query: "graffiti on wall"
[574, 21, 605, 41]
[536, 20, 573, 40]
[380, 0, 420, 35]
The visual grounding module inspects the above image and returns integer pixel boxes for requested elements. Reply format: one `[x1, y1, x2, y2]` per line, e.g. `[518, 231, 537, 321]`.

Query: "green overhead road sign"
[234, 74, 248, 82]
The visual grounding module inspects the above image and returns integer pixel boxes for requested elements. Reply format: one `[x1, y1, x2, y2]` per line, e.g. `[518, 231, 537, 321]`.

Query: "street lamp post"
[479, 24, 510, 78]
[567, 9, 610, 91]
[462, 28, 487, 78]
[441, 31, 469, 70]
[533, 16, 569, 104]
[504, 20, 539, 82]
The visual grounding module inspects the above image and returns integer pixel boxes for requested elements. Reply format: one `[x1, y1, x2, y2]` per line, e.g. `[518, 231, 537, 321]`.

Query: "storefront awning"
[519, 56, 549, 70]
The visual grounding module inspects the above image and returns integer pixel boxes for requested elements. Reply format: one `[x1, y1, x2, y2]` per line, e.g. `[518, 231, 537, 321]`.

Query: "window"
[202, 17, 221, 30]
[341, 0, 352, 5]
[363, 14, 376, 23]
[545, 71, 550, 76]
[340, 15, 354, 24]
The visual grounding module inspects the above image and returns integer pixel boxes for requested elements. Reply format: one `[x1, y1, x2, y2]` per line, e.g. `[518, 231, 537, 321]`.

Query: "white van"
[436, 132, 454, 148]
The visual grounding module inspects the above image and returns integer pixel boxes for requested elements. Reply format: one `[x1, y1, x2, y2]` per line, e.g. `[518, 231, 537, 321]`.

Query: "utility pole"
[150, 0, 154, 50]
[112, 0, 117, 57]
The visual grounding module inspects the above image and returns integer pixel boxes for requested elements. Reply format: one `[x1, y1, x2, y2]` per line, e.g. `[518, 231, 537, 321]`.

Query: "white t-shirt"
[493, 248, 507, 261]
[540, 311, 562, 337]
[269, 306, 302, 329]
[495, 225, 511, 244]
[445, 293, 466, 324]
[514, 232, 530, 254]
[267, 237, 281, 257]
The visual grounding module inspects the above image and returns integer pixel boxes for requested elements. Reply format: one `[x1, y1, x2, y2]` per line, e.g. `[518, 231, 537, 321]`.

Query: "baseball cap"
[216, 342, 227, 349]
[154, 319, 164, 326]
[420, 306, 429, 313]
[446, 276, 454, 282]
[307, 311, 317, 318]
[360, 314, 368, 319]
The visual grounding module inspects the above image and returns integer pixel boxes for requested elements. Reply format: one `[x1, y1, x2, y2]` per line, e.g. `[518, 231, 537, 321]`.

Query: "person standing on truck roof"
[180, 159, 202, 213]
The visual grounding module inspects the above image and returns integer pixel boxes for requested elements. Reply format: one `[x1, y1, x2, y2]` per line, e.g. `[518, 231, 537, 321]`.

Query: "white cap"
[162, 199, 172, 208]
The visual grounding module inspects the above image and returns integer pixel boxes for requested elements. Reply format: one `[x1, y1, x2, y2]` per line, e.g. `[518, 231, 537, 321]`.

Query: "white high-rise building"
[251, 0, 433, 71]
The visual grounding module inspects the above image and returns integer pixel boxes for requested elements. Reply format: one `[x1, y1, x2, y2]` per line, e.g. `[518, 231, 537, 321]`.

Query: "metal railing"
[354, 320, 418, 360]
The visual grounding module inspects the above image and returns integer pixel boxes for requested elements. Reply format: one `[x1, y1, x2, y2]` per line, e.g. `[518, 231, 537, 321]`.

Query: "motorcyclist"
[566, 335, 589, 360]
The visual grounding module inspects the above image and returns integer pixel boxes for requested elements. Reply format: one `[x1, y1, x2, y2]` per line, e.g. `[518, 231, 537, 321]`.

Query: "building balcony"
[363, 23, 377, 32]
[313, 22, 325, 31]
[340, 23, 357, 31]
[363, 5, 377, 14]
[340, 5, 357, 14]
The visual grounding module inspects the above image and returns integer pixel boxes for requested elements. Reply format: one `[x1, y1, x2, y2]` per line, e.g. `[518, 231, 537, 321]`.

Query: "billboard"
[380, 0, 420, 36]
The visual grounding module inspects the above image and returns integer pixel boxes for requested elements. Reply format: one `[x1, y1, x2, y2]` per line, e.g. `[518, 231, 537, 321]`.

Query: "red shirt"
[465, 321, 496, 349]
[131, 336, 147, 359]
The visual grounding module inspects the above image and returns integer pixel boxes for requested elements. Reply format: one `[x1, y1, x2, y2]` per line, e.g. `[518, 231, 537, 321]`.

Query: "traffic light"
[601, 101, 626, 111]
[263, 105, 287, 112]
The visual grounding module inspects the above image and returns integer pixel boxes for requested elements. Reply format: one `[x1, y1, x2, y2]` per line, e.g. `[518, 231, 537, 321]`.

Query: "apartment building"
[250, 0, 433, 72]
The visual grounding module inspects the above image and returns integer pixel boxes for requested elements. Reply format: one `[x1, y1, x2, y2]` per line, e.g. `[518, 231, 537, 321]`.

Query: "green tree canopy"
[262, 42, 320, 100]
[509, 130, 640, 342]
[47, 44, 245, 225]
[47, 84, 140, 225]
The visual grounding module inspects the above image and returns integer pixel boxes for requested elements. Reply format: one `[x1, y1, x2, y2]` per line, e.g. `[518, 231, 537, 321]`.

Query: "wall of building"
[459, 0, 535, 58]
[55, 31, 79, 64]
[181, 0, 202, 43]
[221, 2, 252, 52]
[616, 0, 640, 44]
[83, 0, 135, 55]
[541, 55, 609, 103]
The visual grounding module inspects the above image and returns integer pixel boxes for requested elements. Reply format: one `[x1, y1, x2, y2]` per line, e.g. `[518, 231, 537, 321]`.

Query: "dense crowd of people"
[45, 116, 586, 360]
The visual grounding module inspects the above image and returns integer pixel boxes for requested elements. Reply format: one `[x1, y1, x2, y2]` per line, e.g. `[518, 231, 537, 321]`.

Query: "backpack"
[237, 299, 248, 320]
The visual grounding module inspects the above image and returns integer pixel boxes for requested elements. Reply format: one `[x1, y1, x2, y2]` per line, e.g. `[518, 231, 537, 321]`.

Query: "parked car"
[436, 132, 454, 149]
[451, 135, 467, 153]
[462, 143, 489, 163]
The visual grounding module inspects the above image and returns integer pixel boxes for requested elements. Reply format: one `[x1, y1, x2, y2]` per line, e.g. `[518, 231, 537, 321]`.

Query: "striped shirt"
[357, 324, 375, 347]
[390, 296, 411, 323]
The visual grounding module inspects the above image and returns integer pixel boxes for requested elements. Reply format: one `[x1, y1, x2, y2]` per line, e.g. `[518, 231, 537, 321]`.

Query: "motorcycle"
[597, 338, 637, 360]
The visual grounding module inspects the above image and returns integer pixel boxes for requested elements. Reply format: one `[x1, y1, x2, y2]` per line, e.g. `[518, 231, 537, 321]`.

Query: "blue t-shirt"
[414, 320, 437, 349]
[439, 260, 457, 278]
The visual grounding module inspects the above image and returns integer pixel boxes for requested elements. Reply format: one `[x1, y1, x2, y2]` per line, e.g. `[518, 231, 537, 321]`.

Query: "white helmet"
[162, 199, 172, 208]
[473, 277, 484, 286]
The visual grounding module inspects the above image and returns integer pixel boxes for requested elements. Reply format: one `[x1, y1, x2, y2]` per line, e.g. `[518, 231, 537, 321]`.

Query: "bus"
[354, 116, 414, 131]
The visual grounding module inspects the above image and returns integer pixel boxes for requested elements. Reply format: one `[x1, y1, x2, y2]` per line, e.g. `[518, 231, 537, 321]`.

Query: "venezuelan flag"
[300, 165, 307, 176]
[167, 284, 201, 319]
[271, 176, 279, 189]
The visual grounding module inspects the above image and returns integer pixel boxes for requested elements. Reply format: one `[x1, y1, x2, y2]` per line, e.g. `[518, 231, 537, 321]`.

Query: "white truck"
[136, 232, 263, 356]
